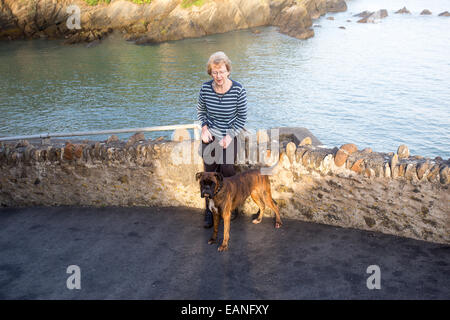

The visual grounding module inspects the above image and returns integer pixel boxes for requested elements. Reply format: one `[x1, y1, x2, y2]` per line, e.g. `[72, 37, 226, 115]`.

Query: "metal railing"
[0, 123, 201, 142]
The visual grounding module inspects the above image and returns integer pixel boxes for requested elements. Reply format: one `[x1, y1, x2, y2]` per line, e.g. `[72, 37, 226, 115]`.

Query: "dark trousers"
[201, 136, 238, 176]
[201, 136, 238, 212]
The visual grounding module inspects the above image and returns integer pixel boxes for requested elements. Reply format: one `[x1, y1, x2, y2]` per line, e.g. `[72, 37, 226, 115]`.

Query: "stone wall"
[0, 130, 449, 244]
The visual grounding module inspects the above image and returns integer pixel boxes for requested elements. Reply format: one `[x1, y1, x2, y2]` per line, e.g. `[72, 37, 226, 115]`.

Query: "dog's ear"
[195, 172, 203, 181]
[215, 172, 223, 183]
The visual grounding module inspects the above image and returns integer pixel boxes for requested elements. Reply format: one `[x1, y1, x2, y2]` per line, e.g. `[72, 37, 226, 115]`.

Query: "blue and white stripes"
[197, 79, 247, 138]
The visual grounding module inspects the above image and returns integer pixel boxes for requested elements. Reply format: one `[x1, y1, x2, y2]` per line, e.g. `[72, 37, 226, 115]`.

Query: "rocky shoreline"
[0, 0, 347, 45]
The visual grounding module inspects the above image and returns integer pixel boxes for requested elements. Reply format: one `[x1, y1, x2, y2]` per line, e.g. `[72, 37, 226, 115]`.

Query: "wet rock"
[420, 9, 432, 15]
[339, 26, 346, 29]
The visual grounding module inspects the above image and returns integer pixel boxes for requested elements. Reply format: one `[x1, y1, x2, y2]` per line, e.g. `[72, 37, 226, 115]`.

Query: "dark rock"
[364, 216, 376, 227]
[438, 11, 450, 16]
[420, 9, 432, 15]
[353, 11, 374, 18]
[357, 9, 388, 23]
[395, 7, 411, 14]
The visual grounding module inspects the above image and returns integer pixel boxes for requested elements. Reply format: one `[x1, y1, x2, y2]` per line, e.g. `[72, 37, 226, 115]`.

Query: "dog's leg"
[262, 179, 282, 228]
[219, 205, 231, 252]
[267, 196, 282, 228]
[208, 212, 220, 244]
[251, 190, 265, 224]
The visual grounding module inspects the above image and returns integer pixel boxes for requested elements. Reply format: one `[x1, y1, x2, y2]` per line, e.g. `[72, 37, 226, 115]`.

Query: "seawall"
[1, 128, 448, 244]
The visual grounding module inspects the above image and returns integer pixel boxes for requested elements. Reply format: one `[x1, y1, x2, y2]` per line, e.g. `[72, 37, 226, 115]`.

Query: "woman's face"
[210, 63, 229, 86]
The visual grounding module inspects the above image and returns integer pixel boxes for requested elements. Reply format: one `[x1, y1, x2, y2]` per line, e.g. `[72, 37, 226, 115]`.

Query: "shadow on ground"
[0, 206, 448, 299]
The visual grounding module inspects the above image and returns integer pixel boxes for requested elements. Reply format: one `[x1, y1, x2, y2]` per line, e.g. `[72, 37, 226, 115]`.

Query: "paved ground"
[0, 206, 448, 299]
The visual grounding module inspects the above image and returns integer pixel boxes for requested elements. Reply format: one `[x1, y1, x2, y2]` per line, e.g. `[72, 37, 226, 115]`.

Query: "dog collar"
[213, 181, 223, 197]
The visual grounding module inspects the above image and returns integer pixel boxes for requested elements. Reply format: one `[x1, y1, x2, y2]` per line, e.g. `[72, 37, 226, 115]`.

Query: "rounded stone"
[299, 137, 312, 146]
[340, 143, 358, 154]
[351, 159, 365, 174]
[334, 149, 348, 167]
[397, 145, 409, 159]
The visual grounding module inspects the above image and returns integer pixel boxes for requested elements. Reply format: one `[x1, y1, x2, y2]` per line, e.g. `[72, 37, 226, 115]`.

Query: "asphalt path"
[0, 206, 448, 299]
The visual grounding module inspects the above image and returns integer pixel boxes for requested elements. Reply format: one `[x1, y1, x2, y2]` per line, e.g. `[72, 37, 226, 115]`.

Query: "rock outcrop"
[420, 9, 432, 15]
[395, 6, 411, 14]
[356, 9, 388, 23]
[0, 0, 347, 44]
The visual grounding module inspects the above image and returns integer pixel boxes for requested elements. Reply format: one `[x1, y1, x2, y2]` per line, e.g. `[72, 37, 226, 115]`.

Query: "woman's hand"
[201, 125, 213, 143]
[219, 134, 232, 149]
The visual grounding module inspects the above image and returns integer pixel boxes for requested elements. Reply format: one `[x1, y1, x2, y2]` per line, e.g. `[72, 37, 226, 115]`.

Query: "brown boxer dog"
[196, 169, 282, 252]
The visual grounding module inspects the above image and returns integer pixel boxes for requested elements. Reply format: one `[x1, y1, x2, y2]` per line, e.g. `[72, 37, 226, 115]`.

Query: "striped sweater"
[197, 79, 247, 138]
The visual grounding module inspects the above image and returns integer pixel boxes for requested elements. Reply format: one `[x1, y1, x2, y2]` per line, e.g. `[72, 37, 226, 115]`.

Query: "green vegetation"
[181, 0, 206, 8]
[84, 0, 110, 5]
[83, 0, 152, 5]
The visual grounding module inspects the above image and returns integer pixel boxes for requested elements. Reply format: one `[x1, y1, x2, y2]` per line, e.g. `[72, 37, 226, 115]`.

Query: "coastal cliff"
[0, 0, 347, 44]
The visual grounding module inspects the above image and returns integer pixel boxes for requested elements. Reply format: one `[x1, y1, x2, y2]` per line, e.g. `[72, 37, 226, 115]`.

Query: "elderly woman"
[197, 51, 248, 228]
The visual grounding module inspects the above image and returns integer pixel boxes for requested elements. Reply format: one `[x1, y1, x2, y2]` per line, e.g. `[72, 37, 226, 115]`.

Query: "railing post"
[193, 122, 201, 141]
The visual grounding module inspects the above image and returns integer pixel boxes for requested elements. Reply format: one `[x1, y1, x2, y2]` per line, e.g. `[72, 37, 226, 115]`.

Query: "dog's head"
[195, 172, 223, 199]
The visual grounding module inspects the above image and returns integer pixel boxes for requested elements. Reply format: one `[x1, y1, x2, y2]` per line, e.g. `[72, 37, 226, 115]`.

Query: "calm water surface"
[0, 0, 449, 158]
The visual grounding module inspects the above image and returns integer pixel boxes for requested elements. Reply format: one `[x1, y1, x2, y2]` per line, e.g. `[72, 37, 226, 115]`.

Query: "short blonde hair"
[206, 51, 232, 76]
